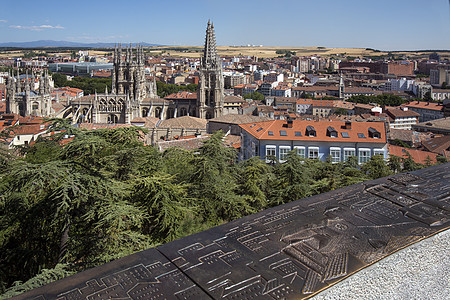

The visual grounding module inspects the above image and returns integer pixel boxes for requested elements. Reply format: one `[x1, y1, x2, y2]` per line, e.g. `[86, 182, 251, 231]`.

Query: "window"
[266, 145, 276, 162]
[343, 148, 356, 161]
[256, 127, 263, 132]
[295, 131, 302, 137]
[280, 130, 287, 136]
[308, 147, 319, 159]
[279, 146, 291, 162]
[268, 131, 274, 136]
[374, 149, 385, 158]
[294, 146, 305, 158]
[330, 147, 341, 163]
[327, 126, 338, 137]
[357, 133, 366, 138]
[341, 132, 349, 138]
[359, 148, 371, 164]
[306, 125, 316, 137]
[368, 127, 381, 139]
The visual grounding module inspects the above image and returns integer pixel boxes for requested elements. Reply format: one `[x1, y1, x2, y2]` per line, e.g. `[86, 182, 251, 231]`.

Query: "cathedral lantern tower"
[197, 21, 224, 119]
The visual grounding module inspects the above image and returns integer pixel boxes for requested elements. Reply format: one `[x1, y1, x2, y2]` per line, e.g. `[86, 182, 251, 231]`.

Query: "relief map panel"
[14, 163, 450, 300]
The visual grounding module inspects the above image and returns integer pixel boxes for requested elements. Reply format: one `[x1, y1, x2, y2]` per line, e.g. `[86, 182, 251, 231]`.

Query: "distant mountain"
[0, 40, 163, 48]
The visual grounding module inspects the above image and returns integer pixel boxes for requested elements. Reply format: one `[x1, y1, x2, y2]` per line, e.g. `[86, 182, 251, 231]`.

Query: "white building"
[264, 72, 284, 83]
[271, 86, 292, 97]
[431, 89, 450, 101]
[403, 101, 445, 122]
[259, 81, 279, 97]
[386, 107, 420, 130]
[239, 119, 388, 164]
[384, 78, 415, 92]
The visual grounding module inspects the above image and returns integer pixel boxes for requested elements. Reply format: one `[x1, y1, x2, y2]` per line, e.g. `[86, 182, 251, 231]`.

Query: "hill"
[0, 40, 162, 48]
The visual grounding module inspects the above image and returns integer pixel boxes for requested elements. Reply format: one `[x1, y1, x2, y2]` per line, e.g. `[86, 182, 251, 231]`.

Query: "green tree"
[191, 131, 253, 222]
[271, 151, 313, 205]
[401, 151, 422, 172]
[334, 107, 348, 116]
[243, 91, 264, 101]
[52, 73, 68, 87]
[424, 155, 433, 167]
[423, 91, 432, 102]
[389, 155, 402, 174]
[237, 157, 273, 211]
[361, 155, 392, 179]
[436, 155, 448, 164]
[130, 174, 193, 242]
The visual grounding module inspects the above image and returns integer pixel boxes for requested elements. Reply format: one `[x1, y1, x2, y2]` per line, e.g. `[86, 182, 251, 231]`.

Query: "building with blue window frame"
[239, 119, 387, 164]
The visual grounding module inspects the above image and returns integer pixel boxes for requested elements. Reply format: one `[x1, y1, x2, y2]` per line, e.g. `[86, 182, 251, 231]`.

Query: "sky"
[0, 0, 449, 50]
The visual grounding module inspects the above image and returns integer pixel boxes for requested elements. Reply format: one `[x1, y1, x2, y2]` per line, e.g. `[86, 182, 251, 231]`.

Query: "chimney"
[345, 121, 352, 129]
[287, 118, 293, 128]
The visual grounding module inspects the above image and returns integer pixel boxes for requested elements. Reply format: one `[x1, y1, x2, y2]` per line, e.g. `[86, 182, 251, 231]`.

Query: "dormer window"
[327, 126, 338, 138]
[368, 127, 381, 139]
[306, 125, 316, 137]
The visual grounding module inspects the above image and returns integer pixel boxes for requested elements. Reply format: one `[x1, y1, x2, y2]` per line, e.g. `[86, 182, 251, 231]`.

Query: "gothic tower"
[5, 69, 52, 116]
[339, 73, 345, 99]
[111, 43, 146, 100]
[197, 21, 224, 119]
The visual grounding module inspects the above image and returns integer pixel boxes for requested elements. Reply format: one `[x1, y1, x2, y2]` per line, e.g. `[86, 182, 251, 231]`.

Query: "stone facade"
[70, 44, 159, 124]
[197, 21, 224, 119]
[71, 22, 227, 124]
[5, 70, 53, 117]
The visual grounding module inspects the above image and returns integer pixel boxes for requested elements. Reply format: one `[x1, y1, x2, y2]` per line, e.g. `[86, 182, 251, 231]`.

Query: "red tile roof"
[240, 119, 386, 143]
[157, 136, 210, 152]
[164, 91, 197, 100]
[311, 99, 335, 107]
[403, 101, 444, 112]
[4, 123, 48, 136]
[296, 98, 314, 105]
[386, 108, 420, 118]
[0, 101, 6, 113]
[79, 123, 133, 130]
[224, 95, 244, 103]
[18, 115, 46, 125]
[421, 135, 450, 154]
[343, 87, 375, 94]
[389, 144, 438, 164]
[292, 86, 339, 92]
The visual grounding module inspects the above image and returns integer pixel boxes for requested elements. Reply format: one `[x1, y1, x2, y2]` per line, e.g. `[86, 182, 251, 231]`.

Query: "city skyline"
[1, 0, 450, 50]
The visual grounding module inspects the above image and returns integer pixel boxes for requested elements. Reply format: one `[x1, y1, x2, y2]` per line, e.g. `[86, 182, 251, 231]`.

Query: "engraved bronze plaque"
[13, 163, 450, 299]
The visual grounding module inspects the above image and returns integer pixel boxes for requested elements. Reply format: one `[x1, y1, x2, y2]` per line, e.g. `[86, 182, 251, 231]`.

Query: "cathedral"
[5, 70, 53, 117]
[92, 43, 157, 123]
[69, 21, 225, 124]
[14, 22, 226, 124]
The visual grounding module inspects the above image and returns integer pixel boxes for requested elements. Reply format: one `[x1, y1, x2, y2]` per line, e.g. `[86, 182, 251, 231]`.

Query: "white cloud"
[9, 24, 64, 31]
[0, 20, 7, 23]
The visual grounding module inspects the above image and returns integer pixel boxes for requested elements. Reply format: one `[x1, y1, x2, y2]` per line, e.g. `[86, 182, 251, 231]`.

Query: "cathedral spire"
[339, 73, 345, 99]
[197, 21, 224, 119]
[202, 20, 219, 69]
